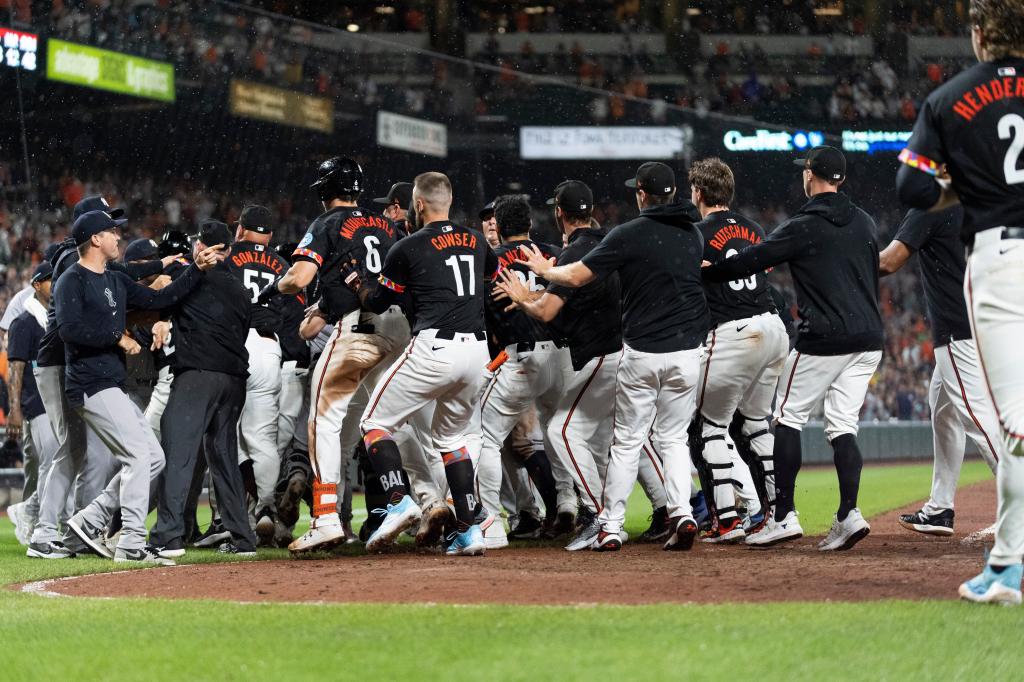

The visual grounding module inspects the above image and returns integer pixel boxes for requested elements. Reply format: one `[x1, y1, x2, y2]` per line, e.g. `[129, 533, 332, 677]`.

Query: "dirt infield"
[39, 480, 996, 605]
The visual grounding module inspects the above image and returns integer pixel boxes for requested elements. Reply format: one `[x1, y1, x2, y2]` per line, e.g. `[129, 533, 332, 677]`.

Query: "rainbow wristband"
[898, 148, 939, 176]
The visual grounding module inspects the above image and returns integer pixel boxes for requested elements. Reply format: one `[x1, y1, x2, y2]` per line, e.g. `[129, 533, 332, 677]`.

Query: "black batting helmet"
[158, 229, 191, 258]
[311, 156, 363, 202]
[275, 242, 298, 264]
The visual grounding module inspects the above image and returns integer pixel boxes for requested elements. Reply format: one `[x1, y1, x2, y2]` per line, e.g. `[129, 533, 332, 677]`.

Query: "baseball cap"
[71, 210, 126, 246]
[31, 261, 53, 283]
[239, 205, 274, 234]
[42, 243, 62, 263]
[793, 145, 846, 183]
[373, 182, 413, 207]
[546, 180, 594, 212]
[625, 162, 676, 195]
[124, 238, 159, 262]
[196, 219, 233, 248]
[478, 200, 496, 221]
[73, 195, 124, 221]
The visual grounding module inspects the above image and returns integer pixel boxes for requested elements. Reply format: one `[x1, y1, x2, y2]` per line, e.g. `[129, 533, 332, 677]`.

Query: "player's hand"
[151, 320, 172, 350]
[256, 277, 282, 306]
[195, 244, 225, 271]
[118, 333, 142, 356]
[701, 259, 711, 268]
[340, 258, 363, 292]
[303, 303, 325, 321]
[6, 408, 23, 442]
[149, 274, 172, 290]
[160, 255, 178, 269]
[518, 244, 555, 275]
[495, 269, 530, 310]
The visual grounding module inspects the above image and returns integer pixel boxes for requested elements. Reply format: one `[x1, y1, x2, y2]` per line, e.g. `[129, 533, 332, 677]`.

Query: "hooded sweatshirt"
[703, 192, 883, 356]
[582, 200, 710, 353]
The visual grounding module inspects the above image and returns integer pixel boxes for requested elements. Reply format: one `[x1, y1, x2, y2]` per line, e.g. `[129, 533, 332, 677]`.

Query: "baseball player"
[260, 157, 409, 554]
[704, 145, 883, 552]
[879, 207, 999, 536]
[687, 158, 789, 543]
[225, 205, 289, 543]
[373, 182, 414, 235]
[520, 162, 710, 552]
[480, 200, 500, 248]
[351, 171, 499, 556]
[895, 0, 1024, 603]
[273, 243, 311, 485]
[496, 180, 624, 551]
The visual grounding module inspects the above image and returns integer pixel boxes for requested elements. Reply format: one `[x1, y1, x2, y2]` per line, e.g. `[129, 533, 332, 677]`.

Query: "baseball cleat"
[898, 508, 954, 537]
[818, 509, 870, 551]
[743, 509, 767, 535]
[288, 520, 346, 554]
[959, 563, 1023, 605]
[545, 508, 576, 538]
[67, 516, 115, 559]
[445, 525, 486, 556]
[415, 504, 452, 547]
[365, 495, 422, 553]
[639, 506, 671, 542]
[591, 530, 623, 552]
[156, 538, 187, 560]
[255, 509, 276, 547]
[26, 541, 75, 559]
[114, 545, 176, 567]
[483, 518, 509, 550]
[277, 472, 306, 530]
[7, 502, 30, 546]
[507, 510, 544, 540]
[565, 514, 601, 551]
[663, 517, 698, 551]
[745, 511, 803, 547]
[217, 542, 258, 558]
[193, 520, 231, 548]
[700, 516, 745, 544]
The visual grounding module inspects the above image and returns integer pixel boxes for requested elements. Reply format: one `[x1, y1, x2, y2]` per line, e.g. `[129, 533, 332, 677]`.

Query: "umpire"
[149, 220, 257, 557]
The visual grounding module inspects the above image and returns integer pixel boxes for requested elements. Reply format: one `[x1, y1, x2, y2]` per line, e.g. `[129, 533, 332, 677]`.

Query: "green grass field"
[1, 461, 1020, 681]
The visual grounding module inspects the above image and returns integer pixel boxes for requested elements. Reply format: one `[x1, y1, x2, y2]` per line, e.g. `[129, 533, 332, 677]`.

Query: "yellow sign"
[229, 79, 333, 134]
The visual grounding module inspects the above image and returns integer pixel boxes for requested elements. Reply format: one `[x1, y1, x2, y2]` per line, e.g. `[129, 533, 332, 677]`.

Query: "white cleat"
[745, 511, 803, 547]
[288, 520, 346, 554]
[818, 508, 871, 552]
[365, 495, 422, 553]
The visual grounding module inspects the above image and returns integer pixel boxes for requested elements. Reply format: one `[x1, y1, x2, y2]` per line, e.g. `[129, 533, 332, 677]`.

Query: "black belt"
[515, 339, 567, 353]
[969, 226, 1024, 252]
[436, 330, 485, 341]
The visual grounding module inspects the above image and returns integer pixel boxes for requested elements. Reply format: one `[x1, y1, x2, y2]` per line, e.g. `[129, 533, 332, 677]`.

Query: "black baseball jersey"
[278, 292, 311, 368]
[697, 210, 775, 326]
[582, 202, 710, 353]
[486, 239, 561, 348]
[365, 220, 499, 334]
[903, 57, 1024, 240]
[547, 227, 623, 371]
[893, 206, 972, 346]
[293, 206, 399, 322]
[227, 241, 288, 333]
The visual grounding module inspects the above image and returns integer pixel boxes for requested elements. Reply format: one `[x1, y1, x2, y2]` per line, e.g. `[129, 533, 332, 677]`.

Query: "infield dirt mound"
[43, 480, 996, 605]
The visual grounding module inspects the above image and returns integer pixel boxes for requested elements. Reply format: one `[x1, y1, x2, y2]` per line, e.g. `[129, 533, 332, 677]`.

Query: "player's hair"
[493, 194, 532, 239]
[560, 206, 592, 226]
[642, 192, 675, 206]
[688, 157, 735, 207]
[971, 0, 1024, 59]
[412, 172, 453, 211]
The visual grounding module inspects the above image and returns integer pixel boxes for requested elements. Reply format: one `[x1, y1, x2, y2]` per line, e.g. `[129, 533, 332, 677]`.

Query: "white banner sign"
[520, 126, 685, 160]
[376, 110, 447, 158]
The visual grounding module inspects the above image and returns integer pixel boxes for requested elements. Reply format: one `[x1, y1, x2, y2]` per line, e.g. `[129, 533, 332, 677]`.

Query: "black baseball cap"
[239, 205, 274, 234]
[71, 210, 126, 246]
[42, 243, 62, 263]
[73, 195, 124, 221]
[546, 180, 594, 212]
[196, 219, 232, 248]
[625, 162, 676, 195]
[31, 261, 53, 283]
[124, 238, 159, 262]
[373, 182, 413, 207]
[793, 145, 846, 183]
[478, 200, 496, 220]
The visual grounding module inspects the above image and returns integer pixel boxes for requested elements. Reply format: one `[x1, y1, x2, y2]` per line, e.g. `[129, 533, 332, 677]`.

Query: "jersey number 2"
[444, 255, 475, 296]
[999, 113, 1024, 185]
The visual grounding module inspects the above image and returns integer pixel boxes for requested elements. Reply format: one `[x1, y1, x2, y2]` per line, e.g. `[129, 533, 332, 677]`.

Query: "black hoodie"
[583, 200, 710, 353]
[704, 192, 883, 356]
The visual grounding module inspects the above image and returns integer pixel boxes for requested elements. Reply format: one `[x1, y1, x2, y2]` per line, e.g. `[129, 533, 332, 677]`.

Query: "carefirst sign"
[47, 39, 174, 102]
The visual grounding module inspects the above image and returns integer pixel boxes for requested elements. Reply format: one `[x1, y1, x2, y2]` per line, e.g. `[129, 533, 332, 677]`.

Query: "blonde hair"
[413, 172, 453, 211]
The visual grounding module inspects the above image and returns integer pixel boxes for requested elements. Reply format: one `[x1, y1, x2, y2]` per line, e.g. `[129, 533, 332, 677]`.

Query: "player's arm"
[520, 243, 595, 288]
[494, 269, 566, 322]
[703, 221, 804, 282]
[299, 301, 327, 340]
[356, 244, 408, 314]
[124, 245, 221, 310]
[112, 258, 166, 282]
[6, 358, 25, 441]
[878, 240, 913, 276]
[896, 99, 956, 211]
[277, 261, 318, 295]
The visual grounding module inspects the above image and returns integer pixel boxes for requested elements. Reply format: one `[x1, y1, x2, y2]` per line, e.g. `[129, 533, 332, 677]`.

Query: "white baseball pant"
[20, 413, 60, 529]
[965, 227, 1023, 565]
[145, 366, 173, 440]
[277, 360, 308, 457]
[238, 329, 282, 513]
[922, 339, 1000, 514]
[697, 312, 789, 521]
[598, 345, 702, 534]
[638, 438, 668, 510]
[774, 350, 882, 437]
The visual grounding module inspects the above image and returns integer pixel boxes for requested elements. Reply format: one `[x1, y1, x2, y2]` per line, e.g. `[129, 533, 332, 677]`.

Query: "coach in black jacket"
[704, 146, 883, 553]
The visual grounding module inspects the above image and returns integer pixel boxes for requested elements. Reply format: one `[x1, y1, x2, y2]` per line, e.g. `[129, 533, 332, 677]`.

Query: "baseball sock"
[523, 450, 558, 514]
[831, 434, 862, 522]
[363, 430, 407, 505]
[773, 425, 802, 520]
[442, 447, 476, 531]
[358, 449, 388, 529]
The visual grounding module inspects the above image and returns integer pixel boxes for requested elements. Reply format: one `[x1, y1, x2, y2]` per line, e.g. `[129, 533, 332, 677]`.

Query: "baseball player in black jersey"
[704, 146, 883, 552]
[352, 171, 500, 556]
[477, 195, 569, 549]
[896, 0, 1024, 604]
[261, 157, 410, 554]
[879, 207, 999, 537]
[521, 163, 710, 553]
[225, 205, 290, 544]
[373, 182, 413, 236]
[688, 158, 789, 543]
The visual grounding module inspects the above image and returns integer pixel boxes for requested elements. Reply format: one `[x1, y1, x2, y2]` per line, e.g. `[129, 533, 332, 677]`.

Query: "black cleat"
[639, 506, 671, 543]
[898, 508, 954, 537]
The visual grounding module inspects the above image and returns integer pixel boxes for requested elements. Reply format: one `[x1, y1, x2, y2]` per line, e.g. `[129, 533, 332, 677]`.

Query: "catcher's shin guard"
[730, 412, 775, 512]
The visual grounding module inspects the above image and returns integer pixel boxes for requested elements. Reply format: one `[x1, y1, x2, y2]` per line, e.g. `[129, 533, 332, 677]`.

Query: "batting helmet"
[158, 229, 191, 258]
[275, 242, 298, 264]
[311, 156, 363, 202]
